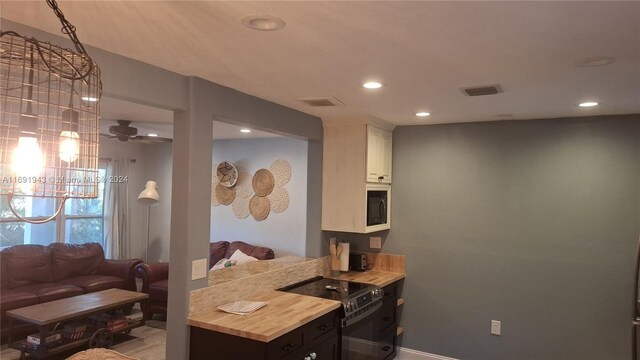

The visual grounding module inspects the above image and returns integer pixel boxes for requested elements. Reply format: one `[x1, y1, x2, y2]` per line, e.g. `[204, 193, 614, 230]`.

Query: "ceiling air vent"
[298, 97, 344, 107]
[461, 84, 503, 97]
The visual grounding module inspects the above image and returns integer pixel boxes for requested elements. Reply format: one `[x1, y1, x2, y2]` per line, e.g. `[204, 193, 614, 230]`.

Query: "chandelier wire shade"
[0, 0, 102, 223]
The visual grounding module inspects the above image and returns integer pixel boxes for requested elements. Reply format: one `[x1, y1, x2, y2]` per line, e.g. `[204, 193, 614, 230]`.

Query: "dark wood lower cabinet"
[299, 333, 339, 360]
[190, 278, 404, 360]
[379, 280, 400, 360]
[190, 310, 340, 360]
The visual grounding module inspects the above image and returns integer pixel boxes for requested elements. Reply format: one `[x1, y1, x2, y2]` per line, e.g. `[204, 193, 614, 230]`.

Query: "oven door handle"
[341, 301, 383, 328]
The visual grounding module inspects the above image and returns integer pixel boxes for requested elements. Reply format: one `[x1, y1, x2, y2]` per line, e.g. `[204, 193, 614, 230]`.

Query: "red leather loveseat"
[135, 241, 274, 320]
[0, 242, 142, 340]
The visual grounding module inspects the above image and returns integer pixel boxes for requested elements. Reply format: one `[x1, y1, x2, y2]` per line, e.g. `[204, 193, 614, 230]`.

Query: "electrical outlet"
[491, 320, 501, 336]
[370, 236, 382, 249]
[191, 258, 207, 280]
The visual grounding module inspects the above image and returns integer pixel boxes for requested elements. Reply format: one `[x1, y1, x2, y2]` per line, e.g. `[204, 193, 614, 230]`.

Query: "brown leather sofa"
[135, 241, 274, 320]
[0, 242, 142, 341]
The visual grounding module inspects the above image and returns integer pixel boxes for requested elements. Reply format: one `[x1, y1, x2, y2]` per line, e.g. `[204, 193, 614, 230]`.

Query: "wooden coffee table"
[7, 288, 148, 359]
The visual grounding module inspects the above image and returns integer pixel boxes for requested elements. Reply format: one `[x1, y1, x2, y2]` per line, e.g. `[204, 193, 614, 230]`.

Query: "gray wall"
[329, 115, 640, 359]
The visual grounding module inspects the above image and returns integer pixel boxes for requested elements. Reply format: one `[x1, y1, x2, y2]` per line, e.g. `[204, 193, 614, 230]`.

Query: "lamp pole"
[145, 206, 151, 262]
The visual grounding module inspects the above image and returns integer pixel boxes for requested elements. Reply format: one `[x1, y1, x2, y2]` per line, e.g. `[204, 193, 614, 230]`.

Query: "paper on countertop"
[217, 300, 268, 316]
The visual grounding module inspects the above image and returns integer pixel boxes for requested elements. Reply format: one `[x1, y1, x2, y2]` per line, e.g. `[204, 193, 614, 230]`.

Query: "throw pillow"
[210, 258, 237, 271]
[209, 241, 230, 268]
[229, 249, 258, 266]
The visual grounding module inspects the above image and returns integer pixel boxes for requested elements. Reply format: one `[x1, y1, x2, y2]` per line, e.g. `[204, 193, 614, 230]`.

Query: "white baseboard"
[396, 346, 458, 360]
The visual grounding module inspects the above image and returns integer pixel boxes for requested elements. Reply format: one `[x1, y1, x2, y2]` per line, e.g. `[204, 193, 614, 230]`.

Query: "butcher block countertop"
[187, 290, 341, 342]
[325, 270, 405, 287]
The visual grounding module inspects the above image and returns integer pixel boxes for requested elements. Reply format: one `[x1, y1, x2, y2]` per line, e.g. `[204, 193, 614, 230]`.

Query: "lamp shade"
[138, 181, 160, 206]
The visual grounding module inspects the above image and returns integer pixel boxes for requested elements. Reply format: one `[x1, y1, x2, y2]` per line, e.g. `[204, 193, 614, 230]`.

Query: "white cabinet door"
[367, 126, 382, 182]
[323, 123, 393, 233]
[367, 125, 392, 183]
[380, 129, 392, 183]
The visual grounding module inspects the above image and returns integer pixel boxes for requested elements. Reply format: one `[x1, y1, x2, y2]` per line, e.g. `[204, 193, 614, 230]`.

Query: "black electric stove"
[279, 276, 371, 300]
[279, 276, 383, 327]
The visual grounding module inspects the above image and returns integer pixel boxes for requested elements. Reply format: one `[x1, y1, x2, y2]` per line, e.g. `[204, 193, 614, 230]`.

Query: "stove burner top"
[279, 276, 384, 327]
[280, 276, 373, 301]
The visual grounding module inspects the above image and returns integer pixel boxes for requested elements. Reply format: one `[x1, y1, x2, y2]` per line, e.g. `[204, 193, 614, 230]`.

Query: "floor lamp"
[138, 181, 160, 261]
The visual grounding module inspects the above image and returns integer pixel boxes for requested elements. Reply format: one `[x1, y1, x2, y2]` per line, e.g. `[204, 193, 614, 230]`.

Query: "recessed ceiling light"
[240, 129, 252, 133]
[241, 15, 285, 31]
[362, 82, 383, 89]
[578, 101, 599, 107]
[575, 56, 616, 68]
[81, 96, 98, 102]
[415, 112, 430, 117]
[147, 133, 158, 137]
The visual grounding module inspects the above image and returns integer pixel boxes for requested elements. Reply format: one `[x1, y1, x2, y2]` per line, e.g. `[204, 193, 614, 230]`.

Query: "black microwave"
[366, 188, 388, 226]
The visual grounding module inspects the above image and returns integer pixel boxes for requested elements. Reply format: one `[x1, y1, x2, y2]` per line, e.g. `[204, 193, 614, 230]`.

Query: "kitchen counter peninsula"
[188, 253, 405, 345]
[187, 290, 340, 342]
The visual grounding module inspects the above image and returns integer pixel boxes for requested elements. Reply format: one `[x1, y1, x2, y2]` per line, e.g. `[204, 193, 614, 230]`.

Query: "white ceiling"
[2, 1, 639, 126]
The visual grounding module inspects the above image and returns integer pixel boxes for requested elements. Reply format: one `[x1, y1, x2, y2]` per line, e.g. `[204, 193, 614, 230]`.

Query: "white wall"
[211, 137, 308, 257]
[99, 138, 172, 261]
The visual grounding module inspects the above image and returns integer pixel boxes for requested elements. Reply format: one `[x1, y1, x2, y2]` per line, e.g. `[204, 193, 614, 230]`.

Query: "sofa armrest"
[96, 258, 143, 291]
[135, 262, 169, 294]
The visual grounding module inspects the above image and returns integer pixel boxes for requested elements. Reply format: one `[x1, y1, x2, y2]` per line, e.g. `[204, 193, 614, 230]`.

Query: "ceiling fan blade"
[99, 133, 117, 139]
[134, 135, 173, 143]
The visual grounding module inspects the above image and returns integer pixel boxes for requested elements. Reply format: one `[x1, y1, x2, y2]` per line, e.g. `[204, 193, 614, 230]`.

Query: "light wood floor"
[0, 320, 167, 360]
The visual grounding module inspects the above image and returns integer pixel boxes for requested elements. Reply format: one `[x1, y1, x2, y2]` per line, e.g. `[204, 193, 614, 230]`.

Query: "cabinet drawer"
[308, 311, 338, 342]
[267, 326, 305, 360]
[303, 333, 339, 360]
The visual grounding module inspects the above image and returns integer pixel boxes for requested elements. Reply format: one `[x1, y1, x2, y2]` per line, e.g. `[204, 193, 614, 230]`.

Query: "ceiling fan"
[100, 120, 172, 143]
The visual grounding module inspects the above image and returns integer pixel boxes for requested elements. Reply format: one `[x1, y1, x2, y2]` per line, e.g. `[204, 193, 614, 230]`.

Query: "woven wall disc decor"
[249, 195, 270, 221]
[235, 171, 253, 198]
[211, 170, 221, 206]
[232, 195, 250, 219]
[213, 158, 291, 220]
[217, 161, 238, 187]
[268, 187, 289, 213]
[252, 169, 275, 197]
[271, 159, 292, 187]
[215, 183, 236, 205]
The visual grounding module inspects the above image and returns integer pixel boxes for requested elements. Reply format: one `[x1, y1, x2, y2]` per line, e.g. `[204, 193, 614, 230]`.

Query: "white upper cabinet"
[366, 125, 392, 184]
[321, 118, 394, 233]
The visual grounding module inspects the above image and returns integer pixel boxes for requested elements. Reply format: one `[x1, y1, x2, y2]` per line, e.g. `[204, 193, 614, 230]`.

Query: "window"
[0, 168, 107, 248]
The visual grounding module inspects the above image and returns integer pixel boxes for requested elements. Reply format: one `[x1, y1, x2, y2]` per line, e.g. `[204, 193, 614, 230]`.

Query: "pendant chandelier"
[0, 0, 101, 223]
